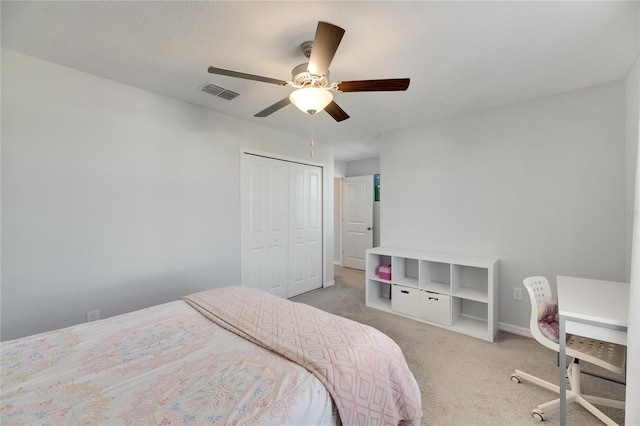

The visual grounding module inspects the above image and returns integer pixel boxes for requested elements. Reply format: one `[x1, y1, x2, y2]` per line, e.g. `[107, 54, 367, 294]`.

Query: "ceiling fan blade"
[254, 97, 292, 117]
[208, 66, 288, 86]
[324, 101, 350, 122]
[336, 78, 410, 92]
[307, 21, 345, 76]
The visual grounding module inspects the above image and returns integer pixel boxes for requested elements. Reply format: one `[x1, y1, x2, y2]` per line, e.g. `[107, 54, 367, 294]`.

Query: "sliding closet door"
[241, 155, 288, 298]
[288, 163, 323, 297]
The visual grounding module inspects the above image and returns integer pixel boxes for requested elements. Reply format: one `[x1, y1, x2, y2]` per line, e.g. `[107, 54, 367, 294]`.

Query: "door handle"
[367, 227, 372, 231]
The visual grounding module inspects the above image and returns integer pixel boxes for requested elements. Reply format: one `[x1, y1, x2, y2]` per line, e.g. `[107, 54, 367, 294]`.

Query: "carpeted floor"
[291, 266, 626, 425]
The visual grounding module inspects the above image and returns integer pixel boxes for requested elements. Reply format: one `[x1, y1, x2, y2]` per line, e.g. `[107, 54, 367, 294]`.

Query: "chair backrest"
[522, 276, 559, 352]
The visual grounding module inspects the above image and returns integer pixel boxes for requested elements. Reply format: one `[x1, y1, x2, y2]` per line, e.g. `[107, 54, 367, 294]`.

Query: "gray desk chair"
[510, 276, 626, 424]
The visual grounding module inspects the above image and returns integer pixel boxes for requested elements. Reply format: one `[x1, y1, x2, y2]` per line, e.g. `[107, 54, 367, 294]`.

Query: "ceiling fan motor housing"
[291, 63, 330, 88]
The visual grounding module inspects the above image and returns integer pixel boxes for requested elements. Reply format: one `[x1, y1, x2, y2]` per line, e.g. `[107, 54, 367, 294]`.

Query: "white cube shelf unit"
[366, 247, 499, 342]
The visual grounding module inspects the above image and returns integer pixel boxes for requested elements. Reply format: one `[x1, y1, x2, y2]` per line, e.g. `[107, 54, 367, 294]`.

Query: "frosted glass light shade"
[289, 87, 333, 114]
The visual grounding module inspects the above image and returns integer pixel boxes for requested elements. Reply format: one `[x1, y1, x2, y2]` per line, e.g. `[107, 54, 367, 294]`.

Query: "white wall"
[1, 49, 335, 340]
[380, 81, 628, 329]
[346, 157, 379, 177]
[626, 57, 640, 281]
[624, 51, 640, 425]
[334, 160, 346, 177]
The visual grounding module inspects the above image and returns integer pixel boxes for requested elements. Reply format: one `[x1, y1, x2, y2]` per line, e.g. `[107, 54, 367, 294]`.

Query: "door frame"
[333, 176, 345, 266]
[240, 148, 327, 292]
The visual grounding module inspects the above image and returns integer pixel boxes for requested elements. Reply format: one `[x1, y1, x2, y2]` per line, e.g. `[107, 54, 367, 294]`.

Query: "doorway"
[341, 175, 374, 270]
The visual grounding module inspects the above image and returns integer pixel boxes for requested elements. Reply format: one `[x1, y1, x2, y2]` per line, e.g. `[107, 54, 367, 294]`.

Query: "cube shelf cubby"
[366, 247, 499, 342]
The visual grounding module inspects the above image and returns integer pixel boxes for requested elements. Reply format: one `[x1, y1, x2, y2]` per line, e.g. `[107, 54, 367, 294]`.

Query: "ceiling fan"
[208, 21, 410, 122]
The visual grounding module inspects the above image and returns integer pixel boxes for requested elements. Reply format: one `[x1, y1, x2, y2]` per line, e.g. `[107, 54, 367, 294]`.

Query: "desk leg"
[559, 315, 567, 426]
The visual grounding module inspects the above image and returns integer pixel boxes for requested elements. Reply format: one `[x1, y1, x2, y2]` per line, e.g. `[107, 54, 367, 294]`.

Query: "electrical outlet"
[87, 309, 100, 322]
[513, 287, 523, 301]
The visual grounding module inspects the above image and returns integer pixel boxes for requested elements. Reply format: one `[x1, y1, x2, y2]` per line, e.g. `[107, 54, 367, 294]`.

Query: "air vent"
[217, 89, 240, 100]
[202, 82, 240, 100]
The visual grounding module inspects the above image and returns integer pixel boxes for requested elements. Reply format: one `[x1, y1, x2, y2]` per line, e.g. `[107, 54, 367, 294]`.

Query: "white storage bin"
[421, 292, 451, 326]
[391, 285, 423, 318]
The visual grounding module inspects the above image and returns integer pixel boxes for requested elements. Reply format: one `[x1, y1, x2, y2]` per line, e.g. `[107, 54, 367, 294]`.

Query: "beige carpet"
[291, 266, 626, 426]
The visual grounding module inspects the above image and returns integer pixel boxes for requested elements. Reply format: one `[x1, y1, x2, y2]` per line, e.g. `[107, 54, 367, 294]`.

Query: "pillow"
[538, 299, 558, 323]
[539, 302, 558, 323]
[538, 320, 560, 343]
[537, 300, 560, 343]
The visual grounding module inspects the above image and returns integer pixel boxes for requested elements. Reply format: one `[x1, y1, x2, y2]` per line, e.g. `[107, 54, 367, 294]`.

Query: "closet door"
[241, 155, 288, 298]
[288, 163, 323, 297]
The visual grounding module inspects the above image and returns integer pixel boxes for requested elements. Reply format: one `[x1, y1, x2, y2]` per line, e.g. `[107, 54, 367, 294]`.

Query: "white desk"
[557, 275, 629, 426]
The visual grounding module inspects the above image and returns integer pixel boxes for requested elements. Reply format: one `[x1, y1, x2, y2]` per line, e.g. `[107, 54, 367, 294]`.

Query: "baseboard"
[498, 322, 532, 338]
[333, 260, 342, 266]
[324, 280, 336, 288]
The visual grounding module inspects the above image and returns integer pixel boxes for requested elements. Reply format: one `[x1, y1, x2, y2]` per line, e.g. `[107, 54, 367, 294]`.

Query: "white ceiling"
[2, 1, 638, 161]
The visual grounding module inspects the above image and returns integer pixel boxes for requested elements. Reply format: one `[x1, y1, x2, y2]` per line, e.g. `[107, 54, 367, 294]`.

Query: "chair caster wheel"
[510, 374, 521, 383]
[531, 410, 545, 421]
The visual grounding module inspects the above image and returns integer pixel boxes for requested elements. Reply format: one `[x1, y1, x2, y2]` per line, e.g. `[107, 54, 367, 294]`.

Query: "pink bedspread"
[183, 286, 422, 426]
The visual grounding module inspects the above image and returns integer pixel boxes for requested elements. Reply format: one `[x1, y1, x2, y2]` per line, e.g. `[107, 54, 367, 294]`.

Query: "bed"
[1, 286, 422, 425]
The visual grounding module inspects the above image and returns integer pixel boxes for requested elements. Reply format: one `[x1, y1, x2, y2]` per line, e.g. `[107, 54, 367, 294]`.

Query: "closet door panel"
[308, 171, 322, 229]
[289, 167, 307, 293]
[241, 155, 288, 298]
[306, 168, 323, 285]
[268, 165, 287, 235]
[288, 163, 322, 297]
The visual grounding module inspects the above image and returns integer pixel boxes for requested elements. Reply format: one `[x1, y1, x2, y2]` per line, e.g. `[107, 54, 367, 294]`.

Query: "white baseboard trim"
[498, 322, 532, 338]
[324, 280, 336, 288]
[333, 260, 342, 266]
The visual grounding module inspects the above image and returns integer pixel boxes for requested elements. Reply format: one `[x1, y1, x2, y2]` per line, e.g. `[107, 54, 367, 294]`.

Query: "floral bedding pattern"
[1, 298, 335, 425]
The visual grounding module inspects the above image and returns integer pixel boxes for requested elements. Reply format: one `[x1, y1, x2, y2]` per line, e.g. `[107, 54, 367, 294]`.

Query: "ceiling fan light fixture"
[289, 87, 333, 115]
[208, 21, 409, 122]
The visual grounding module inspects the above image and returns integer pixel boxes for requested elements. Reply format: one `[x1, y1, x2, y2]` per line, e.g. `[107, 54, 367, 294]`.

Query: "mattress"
[1, 286, 422, 425]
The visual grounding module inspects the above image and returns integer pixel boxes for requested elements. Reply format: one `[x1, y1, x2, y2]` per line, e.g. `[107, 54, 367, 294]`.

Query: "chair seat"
[567, 334, 626, 374]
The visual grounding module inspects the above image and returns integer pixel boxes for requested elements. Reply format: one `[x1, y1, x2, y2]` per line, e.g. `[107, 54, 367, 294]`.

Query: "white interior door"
[288, 163, 323, 297]
[342, 175, 373, 270]
[241, 155, 288, 298]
